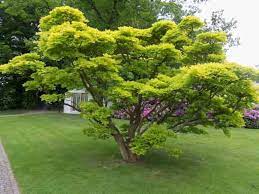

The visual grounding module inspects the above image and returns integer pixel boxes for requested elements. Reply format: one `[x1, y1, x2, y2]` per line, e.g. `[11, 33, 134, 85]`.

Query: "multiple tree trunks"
[113, 133, 139, 163]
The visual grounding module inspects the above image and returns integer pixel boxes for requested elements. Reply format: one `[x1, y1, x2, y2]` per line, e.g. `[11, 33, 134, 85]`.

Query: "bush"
[244, 107, 259, 129]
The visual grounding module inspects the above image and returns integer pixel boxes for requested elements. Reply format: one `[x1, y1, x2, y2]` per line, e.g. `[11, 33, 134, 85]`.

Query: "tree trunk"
[113, 133, 139, 163]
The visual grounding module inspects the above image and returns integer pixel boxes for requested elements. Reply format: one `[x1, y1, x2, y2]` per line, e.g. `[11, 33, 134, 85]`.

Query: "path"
[0, 143, 20, 194]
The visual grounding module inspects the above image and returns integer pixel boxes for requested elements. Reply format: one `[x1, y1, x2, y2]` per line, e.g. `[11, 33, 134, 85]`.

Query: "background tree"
[1, 7, 257, 162]
[204, 10, 240, 49]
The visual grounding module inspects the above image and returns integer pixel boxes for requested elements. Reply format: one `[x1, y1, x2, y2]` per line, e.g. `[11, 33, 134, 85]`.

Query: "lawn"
[0, 113, 258, 194]
[0, 110, 29, 115]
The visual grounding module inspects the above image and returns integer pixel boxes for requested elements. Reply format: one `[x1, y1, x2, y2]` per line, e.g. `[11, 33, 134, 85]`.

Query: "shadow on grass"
[31, 136, 205, 180]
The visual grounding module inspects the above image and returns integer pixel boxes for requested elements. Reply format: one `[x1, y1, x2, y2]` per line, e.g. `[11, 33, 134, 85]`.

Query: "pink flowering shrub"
[114, 100, 189, 121]
[244, 107, 259, 129]
[114, 100, 163, 120]
[114, 100, 214, 123]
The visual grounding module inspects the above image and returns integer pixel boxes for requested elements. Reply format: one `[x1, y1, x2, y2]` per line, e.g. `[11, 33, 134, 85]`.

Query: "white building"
[64, 89, 92, 114]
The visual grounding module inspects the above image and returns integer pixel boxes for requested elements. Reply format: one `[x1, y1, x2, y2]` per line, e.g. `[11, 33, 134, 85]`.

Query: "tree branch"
[63, 103, 81, 112]
[139, 121, 155, 135]
[79, 71, 103, 106]
[171, 118, 201, 131]
[86, 0, 107, 25]
[129, 95, 143, 138]
[108, 0, 119, 27]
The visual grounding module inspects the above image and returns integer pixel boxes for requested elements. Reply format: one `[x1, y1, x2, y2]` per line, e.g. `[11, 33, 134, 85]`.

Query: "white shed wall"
[63, 89, 93, 114]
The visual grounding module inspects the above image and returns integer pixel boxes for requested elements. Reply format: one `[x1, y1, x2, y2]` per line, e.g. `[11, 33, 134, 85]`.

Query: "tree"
[1, 7, 257, 162]
[0, 0, 239, 54]
[0, 0, 239, 110]
[1, 0, 179, 110]
[204, 10, 240, 49]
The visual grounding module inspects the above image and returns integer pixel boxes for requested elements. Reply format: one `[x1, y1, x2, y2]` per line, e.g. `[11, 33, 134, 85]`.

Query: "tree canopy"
[0, 0, 240, 110]
[1, 6, 257, 162]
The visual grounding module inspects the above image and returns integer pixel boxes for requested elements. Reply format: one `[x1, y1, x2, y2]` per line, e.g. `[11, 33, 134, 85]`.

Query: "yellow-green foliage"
[0, 53, 44, 74]
[178, 16, 204, 32]
[38, 22, 115, 60]
[39, 6, 88, 31]
[130, 123, 177, 156]
[41, 94, 64, 103]
[80, 102, 113, 139]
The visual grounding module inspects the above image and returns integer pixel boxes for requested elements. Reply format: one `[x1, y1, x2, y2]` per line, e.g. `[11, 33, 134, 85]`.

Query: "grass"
[0, 110, 29, 115]
[0, 113, 258, 194]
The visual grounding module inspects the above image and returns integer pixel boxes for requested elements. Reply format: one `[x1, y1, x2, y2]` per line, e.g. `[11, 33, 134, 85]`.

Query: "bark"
[113, 133, 139, 163]
[86, 0, 106, 25]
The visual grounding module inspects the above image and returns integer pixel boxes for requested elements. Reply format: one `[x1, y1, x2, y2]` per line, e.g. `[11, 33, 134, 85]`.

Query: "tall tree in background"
[204, 10, 240, 49]
[0, 0, 239, 110]
[0, 0, 240, 58]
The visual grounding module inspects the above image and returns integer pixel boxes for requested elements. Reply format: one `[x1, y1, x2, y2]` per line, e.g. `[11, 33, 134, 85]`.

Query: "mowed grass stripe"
[0, 113, 258, 194]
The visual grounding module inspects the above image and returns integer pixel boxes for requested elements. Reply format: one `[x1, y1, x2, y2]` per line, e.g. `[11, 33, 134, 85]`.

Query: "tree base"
[113, 133, 140, 163]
